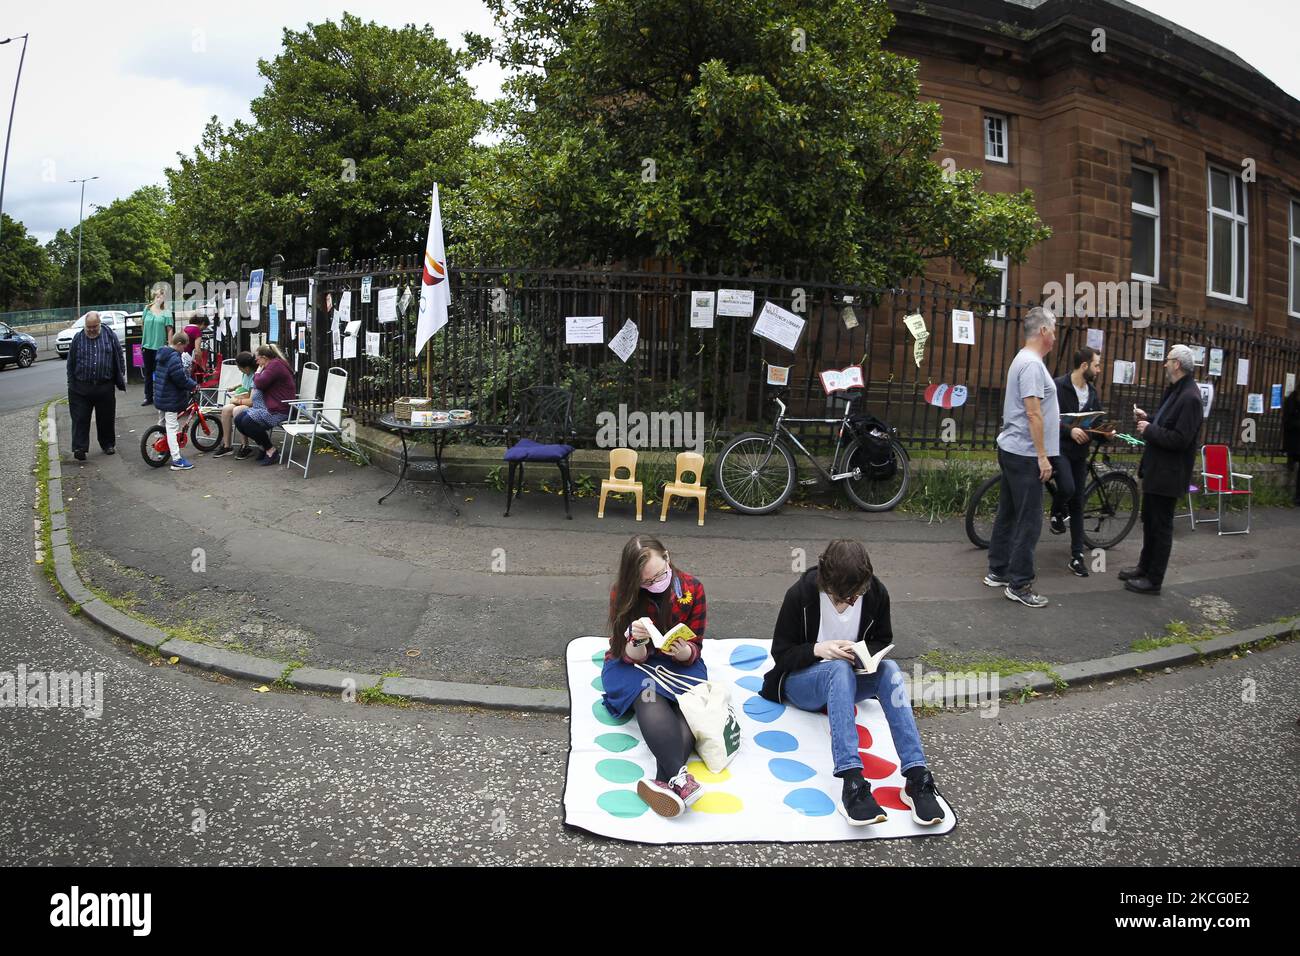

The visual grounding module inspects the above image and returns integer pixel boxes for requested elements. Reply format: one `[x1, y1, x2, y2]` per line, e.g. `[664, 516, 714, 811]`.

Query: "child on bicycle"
[152, 331, 199, 471]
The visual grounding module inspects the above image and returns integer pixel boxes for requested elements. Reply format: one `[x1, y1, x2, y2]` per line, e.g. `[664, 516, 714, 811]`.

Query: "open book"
[637, 618, 697, 653]
[850, 642, 895, 675]
[819, 365, 864, 395]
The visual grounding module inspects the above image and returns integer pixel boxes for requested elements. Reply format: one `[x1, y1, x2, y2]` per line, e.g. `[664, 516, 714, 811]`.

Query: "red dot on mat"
[859, 752, 898, 780]
[873, 786, 907, 811]
[856, 724, 873, 750]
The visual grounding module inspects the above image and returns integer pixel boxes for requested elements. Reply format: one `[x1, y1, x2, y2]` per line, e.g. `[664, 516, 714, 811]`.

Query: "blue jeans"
[988, 447, 1044, 589]
[782, 658, 926, 777]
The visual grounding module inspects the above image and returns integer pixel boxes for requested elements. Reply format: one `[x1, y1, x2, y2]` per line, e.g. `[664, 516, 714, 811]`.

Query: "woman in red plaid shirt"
[601, 535, 708, 818]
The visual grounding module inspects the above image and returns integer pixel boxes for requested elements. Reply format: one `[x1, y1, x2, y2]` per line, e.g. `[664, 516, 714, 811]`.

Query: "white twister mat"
[564, 636, 958, 844]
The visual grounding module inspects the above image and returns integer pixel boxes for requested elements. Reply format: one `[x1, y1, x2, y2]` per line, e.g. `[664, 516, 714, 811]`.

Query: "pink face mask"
[643, 562, 672, 593]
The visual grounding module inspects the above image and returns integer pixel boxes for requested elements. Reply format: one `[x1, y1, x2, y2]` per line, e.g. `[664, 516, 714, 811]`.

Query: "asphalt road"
[0, 355, 65, 415]
[1, 404, 1297, 865]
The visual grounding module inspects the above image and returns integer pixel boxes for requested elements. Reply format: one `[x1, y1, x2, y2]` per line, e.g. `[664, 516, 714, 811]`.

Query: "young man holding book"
[760, 540, 944, 827]
[1049, 345, 1104, 576]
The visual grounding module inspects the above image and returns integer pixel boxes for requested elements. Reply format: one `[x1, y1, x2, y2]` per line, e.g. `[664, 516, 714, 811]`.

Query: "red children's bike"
[140, 391, 223, 467]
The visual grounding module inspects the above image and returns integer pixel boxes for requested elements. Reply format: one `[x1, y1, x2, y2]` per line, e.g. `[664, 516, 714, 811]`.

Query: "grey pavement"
[44, 381, 1300, 690]
[1, 403, 1298, 864]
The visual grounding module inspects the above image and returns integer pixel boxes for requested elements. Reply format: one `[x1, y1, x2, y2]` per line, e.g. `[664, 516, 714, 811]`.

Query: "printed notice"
[377, 287, 398, 324]
[951, 309, 975, 345]
[717, 289, 755, 317]
[752, 300, 806, 352]
[1208, 348, 1223, 377]
[1237, 358, 1250, 386]
[566, 316, 605, 344]
[608, 319, 639, 363]
[690, 291, 715, 329]
[1144, 338, 1165, 361]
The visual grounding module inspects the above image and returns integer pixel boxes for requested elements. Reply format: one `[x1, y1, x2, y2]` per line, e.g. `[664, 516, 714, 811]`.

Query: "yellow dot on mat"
[690, 792, 743, 814]
[687, 760, 731, 783]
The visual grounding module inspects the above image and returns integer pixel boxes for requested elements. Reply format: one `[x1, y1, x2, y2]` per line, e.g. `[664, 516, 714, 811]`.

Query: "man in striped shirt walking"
[66, 312, 126, 461]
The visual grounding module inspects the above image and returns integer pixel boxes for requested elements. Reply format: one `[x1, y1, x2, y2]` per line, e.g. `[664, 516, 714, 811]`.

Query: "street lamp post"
[70, 175, 98, 317]
[0, 33, 29, 247]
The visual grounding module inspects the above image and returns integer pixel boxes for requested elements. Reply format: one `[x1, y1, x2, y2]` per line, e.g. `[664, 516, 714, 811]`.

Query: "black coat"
[1283, 389, 1300, 459]
[1054, 373, 1102, 461]
[1138, 374, 1204, 498]
[760, 566, 893, 703]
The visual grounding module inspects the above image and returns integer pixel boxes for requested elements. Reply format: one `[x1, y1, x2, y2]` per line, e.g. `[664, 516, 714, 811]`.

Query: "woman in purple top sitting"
[235, 344, 296, 466]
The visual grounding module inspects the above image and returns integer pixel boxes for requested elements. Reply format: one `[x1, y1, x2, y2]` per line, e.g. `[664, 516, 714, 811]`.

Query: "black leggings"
[141, 348, 157, 402]
[633, 693, 694, 781]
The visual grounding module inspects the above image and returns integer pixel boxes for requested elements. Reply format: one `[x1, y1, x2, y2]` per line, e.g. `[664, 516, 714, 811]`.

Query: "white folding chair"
[198, 358, 242, 414]
[282, 366, 348, 478]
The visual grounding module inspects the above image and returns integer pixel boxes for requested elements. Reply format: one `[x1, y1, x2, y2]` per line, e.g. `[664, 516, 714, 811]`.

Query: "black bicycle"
[964, 435, 1140, 550]
[714, 390, 910, 514]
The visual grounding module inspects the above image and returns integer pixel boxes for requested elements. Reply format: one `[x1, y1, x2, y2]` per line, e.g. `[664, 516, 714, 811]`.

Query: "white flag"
[416, 184, 450, 355]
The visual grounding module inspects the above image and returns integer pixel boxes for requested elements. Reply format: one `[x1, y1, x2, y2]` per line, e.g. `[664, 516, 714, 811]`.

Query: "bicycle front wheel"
[964, 473, 1002, 549]
[1081, 471, 1140, 550]
[714, 433, 796, 515]
[842, 438, 910, 512]
[190, 414, 223, 453]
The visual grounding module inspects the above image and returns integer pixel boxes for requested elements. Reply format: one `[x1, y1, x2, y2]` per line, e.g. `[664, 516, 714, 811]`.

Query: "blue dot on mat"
[729, 644, 769, 671]
[768, 758, 816, 782]
[743, 695, 785, 723]
[784, 788, 836, 816]
[755, 730, 799, 752]
[734, 676, 763, 692]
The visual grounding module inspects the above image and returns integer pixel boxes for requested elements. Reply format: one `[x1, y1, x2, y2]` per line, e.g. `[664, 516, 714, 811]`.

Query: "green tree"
[165, 14, 486, 276]
[464, 0, 1049, 283]
[45, 224, 113, 308]
[0, 214, 53, 309]
[92, 185, 173, 301]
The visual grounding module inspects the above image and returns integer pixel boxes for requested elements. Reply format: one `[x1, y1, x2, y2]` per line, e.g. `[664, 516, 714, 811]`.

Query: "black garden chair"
[501, 386, 578, 518]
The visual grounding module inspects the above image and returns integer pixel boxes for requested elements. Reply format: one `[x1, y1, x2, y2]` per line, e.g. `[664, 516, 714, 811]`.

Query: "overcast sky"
[1, 0, 1297, 245]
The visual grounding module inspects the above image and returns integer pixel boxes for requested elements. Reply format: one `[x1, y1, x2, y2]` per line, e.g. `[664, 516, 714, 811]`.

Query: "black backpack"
[847, 414, 897, 480]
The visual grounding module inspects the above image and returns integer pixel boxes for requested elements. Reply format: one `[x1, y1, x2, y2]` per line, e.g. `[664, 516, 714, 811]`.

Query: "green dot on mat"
[595, 758, 644, 784]
[591, 675, 604, 692]
[597, 789, 649, 818]
[593, 700, 633, 726]
[595, 733, 639, 753]
[591, 650, 605, 667]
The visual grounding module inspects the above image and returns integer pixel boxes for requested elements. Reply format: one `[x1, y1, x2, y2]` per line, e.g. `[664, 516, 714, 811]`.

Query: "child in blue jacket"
[152, 332, 198, 470]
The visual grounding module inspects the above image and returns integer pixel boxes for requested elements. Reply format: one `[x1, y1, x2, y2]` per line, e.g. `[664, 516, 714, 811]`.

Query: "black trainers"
[212, 446, 235, 459]
[901, 768, 946, 826]
[838, 776, 887, 826]
[1069, 554, 1089, 577]
[1005, 584, 1048, 608]
[1049, 514, 1068, 535]
[983, 571, 1011, 588]
[234, 445, 254, 460]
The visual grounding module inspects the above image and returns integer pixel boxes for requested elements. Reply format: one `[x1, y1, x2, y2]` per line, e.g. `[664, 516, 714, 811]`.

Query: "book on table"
[637, 618, 696, 653]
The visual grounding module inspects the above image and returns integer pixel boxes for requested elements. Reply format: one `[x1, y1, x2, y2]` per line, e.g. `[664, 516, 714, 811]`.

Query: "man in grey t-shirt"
[985, 306, 1059, 606]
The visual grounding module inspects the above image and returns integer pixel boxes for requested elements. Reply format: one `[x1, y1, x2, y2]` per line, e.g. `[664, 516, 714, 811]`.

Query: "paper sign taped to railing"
[951, 309, 975, 345]
[377, 287, 398, 324]
[566, 316, 604, 344]
[608, 319, 639, 363]
[1247, 393, 1264, 413]
[690, 291, 715, 329]
[343, 320, 361, 359]
[1237, 358, 1250, 386]
[365, 331, 380, 357]
[1209, 348, 1224, 377]
[717, 289, 755, 317]
[819, 365, 863, 394]
[766, 364, 790, 386]
[1197, 381, 1214, 418]
[753, 300, 805, 352]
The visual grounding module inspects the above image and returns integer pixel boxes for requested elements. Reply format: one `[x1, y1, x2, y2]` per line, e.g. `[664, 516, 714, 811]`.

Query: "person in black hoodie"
[1283, 383, 1300, 506]
[759, 540, 944, 828]
[1049, 346, 1103, 576]
[1119, 344, 1204, 595]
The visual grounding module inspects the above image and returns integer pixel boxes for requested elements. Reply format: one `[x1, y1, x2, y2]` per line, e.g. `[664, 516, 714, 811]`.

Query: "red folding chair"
[1199, 444, 1252, 535]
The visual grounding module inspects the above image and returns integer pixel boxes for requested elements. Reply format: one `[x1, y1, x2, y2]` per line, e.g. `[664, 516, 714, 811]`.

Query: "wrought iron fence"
[205, 256, 1300, 456]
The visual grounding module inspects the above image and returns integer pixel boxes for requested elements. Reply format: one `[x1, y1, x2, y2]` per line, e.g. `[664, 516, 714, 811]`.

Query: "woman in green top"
[140, 284, 173, 406]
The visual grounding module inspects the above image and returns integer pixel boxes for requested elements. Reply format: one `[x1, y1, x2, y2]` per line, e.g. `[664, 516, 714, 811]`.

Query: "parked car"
[0, 322, 39, 370]
[56, 311, 134, 358]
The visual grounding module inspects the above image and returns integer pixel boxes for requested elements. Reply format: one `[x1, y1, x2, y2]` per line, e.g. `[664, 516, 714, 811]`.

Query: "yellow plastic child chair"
[660, 451, 707, 526]
[598, 448, 643, 521]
